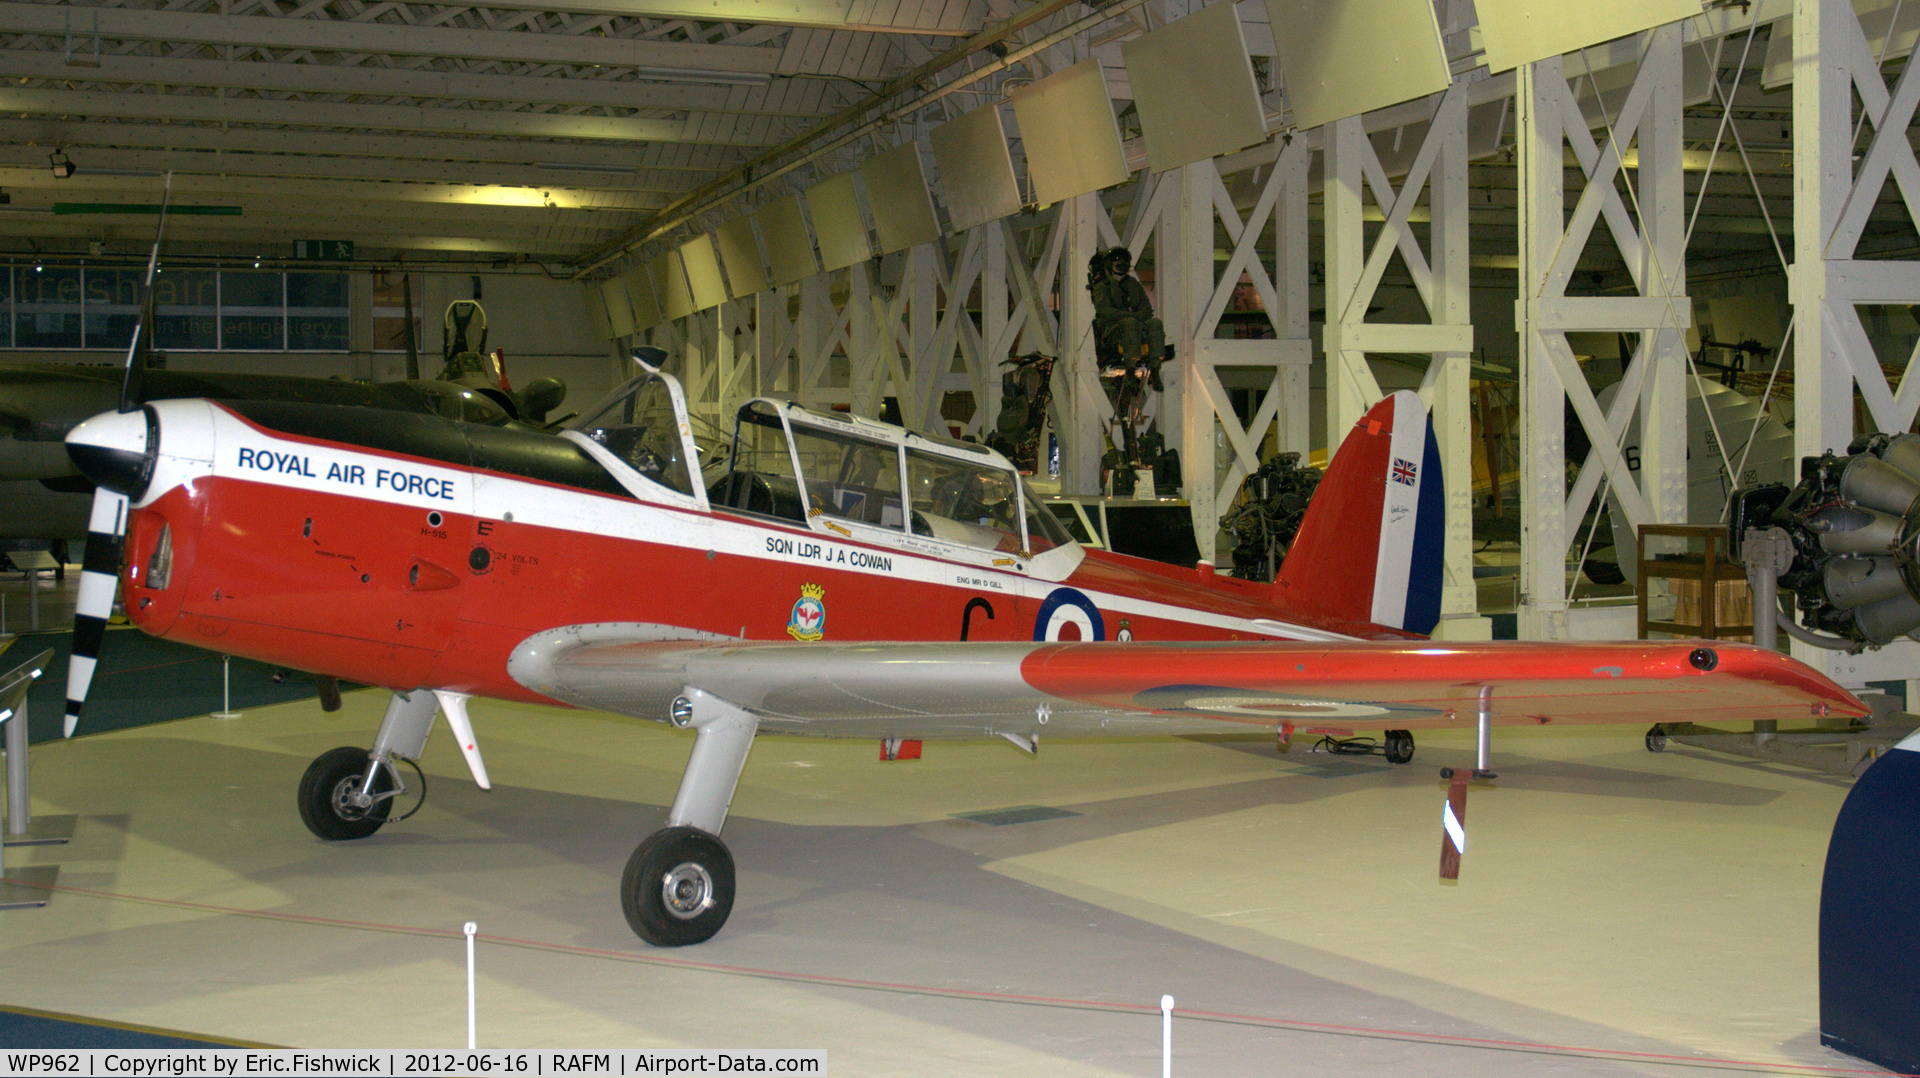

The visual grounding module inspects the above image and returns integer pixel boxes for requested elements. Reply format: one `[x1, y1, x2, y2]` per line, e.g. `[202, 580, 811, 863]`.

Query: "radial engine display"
[1733, 432, 1920, 648]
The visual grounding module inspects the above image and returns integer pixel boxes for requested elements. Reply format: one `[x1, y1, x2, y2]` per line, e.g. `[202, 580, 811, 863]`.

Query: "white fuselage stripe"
[171, 407, 1351, 645]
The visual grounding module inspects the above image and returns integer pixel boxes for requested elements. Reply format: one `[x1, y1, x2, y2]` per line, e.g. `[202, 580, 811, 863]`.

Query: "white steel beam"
[0, 169, 655, 213]
[0, 51, 762, 115]
[0, 3, 783, 74]
[377, 0, 976, 35]
[0, 119, 742, 176]
[0, 144, 683, 199]
[0, 87, 705, 145]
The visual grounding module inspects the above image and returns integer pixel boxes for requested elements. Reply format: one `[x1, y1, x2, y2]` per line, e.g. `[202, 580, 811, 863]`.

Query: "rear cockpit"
[715, 397, 1074, 561]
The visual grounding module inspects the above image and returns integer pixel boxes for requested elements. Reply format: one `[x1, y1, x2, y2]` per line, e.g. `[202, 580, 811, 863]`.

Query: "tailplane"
[1272, 391, 1443, 635]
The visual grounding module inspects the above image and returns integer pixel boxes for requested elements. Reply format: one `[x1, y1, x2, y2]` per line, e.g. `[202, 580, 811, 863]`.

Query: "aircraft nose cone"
[67, 406, 159, 499]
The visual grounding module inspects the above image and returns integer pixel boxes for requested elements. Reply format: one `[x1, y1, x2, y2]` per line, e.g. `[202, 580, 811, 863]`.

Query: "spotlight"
[49, 150, 74, 179]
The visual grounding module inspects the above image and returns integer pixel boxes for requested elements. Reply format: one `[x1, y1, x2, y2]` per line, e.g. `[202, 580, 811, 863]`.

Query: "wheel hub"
[329, 776, 375, 820]
[660, 862, 715, 920]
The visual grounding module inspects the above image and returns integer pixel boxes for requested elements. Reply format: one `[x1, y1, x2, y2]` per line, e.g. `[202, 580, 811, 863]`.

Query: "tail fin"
[1273, 391, 1443, 635]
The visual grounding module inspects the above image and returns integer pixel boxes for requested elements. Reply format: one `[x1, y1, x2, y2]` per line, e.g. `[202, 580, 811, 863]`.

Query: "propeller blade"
[117, 172, 171, 415]
[401, 270, 420, 381]
[66, 488, 128, 737]
[78, 172, 169, 735]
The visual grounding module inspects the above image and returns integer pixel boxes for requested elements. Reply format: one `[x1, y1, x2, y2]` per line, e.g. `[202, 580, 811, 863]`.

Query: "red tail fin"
[1272, 391, 1443, 635]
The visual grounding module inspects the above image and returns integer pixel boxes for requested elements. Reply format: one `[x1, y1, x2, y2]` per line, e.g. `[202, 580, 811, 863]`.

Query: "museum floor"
[0, 683, 1880, 1077]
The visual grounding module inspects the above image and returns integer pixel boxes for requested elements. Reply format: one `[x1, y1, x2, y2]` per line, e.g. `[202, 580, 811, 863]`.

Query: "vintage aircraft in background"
[59, 349, 1865, 945]
[0, 344, 566, 545]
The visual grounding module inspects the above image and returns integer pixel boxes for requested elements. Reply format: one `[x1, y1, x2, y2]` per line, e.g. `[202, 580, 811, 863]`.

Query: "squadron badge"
[787, 582, 827, 641]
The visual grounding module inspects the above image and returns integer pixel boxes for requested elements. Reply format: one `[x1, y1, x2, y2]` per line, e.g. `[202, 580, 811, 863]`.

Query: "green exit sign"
[293, 239, 354, 261]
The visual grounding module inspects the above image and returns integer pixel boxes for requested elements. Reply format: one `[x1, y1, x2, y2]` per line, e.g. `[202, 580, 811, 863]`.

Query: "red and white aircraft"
[62, 350, 1865, 945]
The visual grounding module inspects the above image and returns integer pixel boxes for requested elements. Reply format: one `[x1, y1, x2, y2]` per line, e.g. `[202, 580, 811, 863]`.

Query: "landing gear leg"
[624, 688, 759, 946]
[296, 689, 437, 841]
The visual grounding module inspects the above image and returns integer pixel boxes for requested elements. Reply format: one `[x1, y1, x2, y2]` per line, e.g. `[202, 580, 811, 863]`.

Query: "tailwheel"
[297, 746, 394, 841]
[1646, 724, 1669, 753]
[623, 826, 736, 946]
[1384, 730, 1416, 764]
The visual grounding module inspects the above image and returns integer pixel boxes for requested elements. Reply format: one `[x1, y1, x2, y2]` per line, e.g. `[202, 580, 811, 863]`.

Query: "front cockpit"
[567, 368, 701, 501]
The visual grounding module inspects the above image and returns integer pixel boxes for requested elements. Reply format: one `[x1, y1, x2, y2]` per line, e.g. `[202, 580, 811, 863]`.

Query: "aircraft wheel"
[622, 826, 735, 947]
[1646, 724, 1668, 753]
[297, 746, 394, 841]
[1383, 730, 1415, 764]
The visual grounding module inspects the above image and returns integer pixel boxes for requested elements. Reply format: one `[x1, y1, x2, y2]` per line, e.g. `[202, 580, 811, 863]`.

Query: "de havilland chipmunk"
[57, 347, 1866, 946]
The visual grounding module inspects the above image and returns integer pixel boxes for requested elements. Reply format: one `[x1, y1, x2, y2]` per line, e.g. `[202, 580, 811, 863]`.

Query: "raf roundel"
[1033, 586, 1105, 642]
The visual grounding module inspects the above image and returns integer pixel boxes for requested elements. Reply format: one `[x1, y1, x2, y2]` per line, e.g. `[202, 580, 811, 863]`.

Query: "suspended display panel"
[585, 283, 614, 340]
[862, 140, 941, 255]
[655, 249, 695, 322]
[1009, 59, 1130, 205]
[1264, 0, 1450, 130]
[624, 263, 660, 331]
[714, 216, 768, 298]
[759, 195, 819, 288]
[600, 276, 635, 338]
[1476, 0, 1702, 73]
[808, 173, 872, 272]
[682, 234, 728, 311]
[1122, 2, 1269, 173]
[930, 105, 1023, 232]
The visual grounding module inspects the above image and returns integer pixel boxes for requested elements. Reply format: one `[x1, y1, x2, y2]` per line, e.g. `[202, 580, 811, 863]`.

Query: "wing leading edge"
[508, 630, 1869, 740]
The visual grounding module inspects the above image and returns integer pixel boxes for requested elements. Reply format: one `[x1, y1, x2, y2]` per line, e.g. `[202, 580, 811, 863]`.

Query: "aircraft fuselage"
[117, 395, 1373, 712]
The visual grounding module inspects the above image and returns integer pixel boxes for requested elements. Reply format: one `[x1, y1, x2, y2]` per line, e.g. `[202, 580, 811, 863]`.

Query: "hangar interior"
[2, 0, 1920, 1071]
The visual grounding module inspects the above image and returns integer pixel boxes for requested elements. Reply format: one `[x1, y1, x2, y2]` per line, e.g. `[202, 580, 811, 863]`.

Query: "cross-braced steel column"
[1515, 27, 1690, 641]
[1789, 0, 1920, 682]
[1322, 83, 1480, 634]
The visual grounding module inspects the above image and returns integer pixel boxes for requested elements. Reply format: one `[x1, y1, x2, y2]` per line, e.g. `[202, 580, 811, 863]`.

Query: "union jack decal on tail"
[1391, 457, 1418, 486]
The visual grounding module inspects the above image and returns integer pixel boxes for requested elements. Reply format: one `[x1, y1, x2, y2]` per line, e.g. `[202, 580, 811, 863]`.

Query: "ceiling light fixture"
[49, 150, 75, 179]
[633, 65, 771, 87]
[534, 162, 636, 175]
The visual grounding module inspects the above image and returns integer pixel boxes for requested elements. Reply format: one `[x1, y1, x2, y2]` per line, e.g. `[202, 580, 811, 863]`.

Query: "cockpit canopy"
[569, 372, 697, 497]
[716, 398, 1072, 556]
[569, 365, 1073, 558]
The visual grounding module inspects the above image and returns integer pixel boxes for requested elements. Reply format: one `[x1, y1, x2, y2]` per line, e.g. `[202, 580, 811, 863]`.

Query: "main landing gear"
[292, 685, 763, 947]
[619, 688, 759, 946]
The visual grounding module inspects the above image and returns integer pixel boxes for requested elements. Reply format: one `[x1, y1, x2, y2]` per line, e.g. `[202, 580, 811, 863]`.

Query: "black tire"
[297, 746, 394, 841]
[622, 826, 735, 947]
[1384, 730, 1415, 765]
[1646, 724, 1668, 753]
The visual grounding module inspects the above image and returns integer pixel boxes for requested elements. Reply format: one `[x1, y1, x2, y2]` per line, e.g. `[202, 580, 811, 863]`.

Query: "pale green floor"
[0, 688, 1873, 1076]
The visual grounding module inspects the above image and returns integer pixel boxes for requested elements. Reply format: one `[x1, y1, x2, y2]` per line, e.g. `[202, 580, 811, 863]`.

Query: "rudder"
[1272, 391, 1443, 635]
